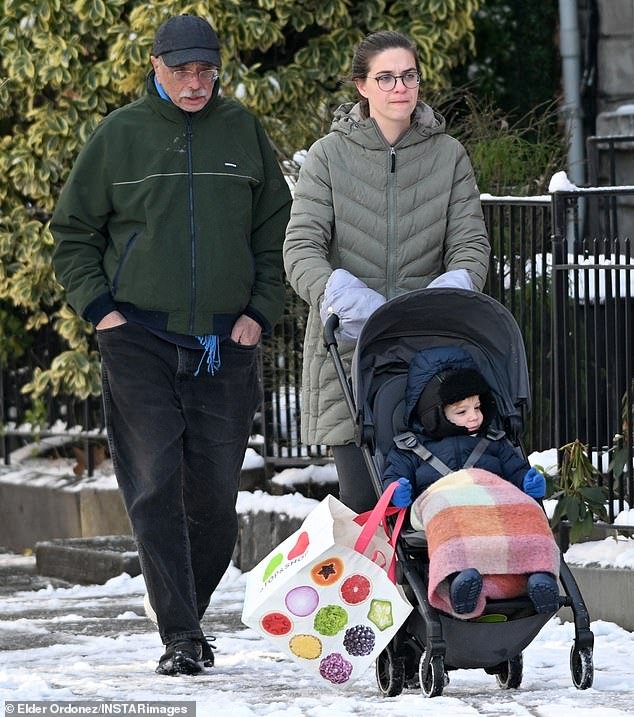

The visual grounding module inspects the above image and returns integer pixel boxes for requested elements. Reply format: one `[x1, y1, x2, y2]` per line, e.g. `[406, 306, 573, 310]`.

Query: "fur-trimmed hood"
[404, 346, 497, 438]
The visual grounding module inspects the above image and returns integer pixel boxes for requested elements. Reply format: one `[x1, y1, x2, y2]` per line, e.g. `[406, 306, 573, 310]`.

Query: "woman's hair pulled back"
[351, 31, 420, 119]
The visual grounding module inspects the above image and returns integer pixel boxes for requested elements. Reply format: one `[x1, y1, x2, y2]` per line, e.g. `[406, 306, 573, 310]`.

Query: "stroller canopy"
[350, 288, 531, 436]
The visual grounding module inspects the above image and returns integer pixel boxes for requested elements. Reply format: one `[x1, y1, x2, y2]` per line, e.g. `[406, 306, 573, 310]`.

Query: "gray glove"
[320, 269, 386, 342]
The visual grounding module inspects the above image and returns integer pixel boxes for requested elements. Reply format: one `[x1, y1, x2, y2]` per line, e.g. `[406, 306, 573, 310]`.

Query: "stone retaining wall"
[34, 505, 307, 585]
[564, 565, 634, 632]
[0, 473, 131, 551]
[0, 465, 267, 552]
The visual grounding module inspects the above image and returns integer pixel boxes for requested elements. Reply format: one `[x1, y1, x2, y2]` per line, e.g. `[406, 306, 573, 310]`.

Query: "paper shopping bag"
[241, 484, 412, 687]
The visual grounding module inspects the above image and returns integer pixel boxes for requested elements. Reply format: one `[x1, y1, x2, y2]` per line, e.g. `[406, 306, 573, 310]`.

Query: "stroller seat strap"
[393, 431, 453, 476]
[463, 428, 507, 468]
[393, 428, 507, 476]
[463, 436, 491, 468]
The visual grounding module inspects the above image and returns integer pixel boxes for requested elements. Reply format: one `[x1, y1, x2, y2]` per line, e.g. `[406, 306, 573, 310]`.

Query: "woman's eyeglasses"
[369, 71, 421, 92]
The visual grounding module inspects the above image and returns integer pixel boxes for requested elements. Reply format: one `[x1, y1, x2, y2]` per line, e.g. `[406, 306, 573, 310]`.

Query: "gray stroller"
[324, 287, 594, 697]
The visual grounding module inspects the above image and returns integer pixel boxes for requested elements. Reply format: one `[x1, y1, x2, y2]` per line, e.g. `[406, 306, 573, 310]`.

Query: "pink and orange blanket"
[410, 468, 560, 619]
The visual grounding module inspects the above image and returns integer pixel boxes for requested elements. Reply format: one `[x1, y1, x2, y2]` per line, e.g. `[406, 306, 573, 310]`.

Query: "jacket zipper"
[111, 231, 139, 295]
[386, 146, 397, 298]
[185, 115, 197, 333]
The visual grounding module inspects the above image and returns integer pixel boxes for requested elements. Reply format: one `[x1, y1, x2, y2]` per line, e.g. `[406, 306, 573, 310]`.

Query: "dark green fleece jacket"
[51, 74, 291, 335]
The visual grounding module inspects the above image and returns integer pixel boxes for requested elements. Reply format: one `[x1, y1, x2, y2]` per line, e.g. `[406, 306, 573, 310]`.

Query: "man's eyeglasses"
[369, 71, 421, 92]
[161, 59, 218, 84]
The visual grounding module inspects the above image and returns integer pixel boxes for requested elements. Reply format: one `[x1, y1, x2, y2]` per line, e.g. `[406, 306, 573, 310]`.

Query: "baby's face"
[443, 395, 483, 433]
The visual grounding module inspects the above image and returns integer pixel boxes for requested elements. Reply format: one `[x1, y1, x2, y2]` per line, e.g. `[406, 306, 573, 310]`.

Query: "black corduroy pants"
[97, 322, 259, 643]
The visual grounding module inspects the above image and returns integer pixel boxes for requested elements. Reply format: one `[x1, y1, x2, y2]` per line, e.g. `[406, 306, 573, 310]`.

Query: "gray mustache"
[180, 90, 208, 99]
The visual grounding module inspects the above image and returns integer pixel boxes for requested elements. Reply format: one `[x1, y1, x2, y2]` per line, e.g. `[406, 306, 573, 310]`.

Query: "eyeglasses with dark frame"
[160, 58, 218, 84]
[368, 71, 421, 92]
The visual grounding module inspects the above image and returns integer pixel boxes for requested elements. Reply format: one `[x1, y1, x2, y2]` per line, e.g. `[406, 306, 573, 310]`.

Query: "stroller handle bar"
[323, 313, 340, 348]
[323, 313, 359, 429]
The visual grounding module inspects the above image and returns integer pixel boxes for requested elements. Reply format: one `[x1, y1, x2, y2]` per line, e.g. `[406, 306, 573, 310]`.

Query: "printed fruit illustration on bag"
[257, 552, 397, 685]
[310, 556, 344, 585]
[287, 531, 310, 559]
[242, 494, 412, 688]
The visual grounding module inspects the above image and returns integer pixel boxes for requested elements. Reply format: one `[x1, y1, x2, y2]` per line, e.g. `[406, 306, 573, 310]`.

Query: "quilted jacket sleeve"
[283, 140, 334, 309]
[382, 445, 419, 492]
[442, 145, 490, 291]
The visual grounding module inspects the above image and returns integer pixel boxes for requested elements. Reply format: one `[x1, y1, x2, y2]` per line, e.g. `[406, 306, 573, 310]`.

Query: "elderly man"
[51, 15, 291, 675]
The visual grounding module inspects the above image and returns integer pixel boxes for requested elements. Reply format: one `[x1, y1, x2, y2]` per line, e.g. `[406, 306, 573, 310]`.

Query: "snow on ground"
[566, 535, 634, 568]
[1, 552, 634, 715]
[2, 449, 634, 712]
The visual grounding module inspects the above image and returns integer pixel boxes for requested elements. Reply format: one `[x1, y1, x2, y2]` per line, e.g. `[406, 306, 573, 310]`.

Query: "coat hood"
[404, 346, 497, 438]
[329, 101, 445, 149]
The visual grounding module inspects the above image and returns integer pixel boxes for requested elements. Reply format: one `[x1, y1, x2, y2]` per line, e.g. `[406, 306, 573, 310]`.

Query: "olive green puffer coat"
[283, 101, 490, 446]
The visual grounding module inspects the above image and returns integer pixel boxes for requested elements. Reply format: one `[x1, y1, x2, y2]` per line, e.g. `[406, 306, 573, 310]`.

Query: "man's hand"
[96, 311, 127, 330]
[231, 315, 261, 346]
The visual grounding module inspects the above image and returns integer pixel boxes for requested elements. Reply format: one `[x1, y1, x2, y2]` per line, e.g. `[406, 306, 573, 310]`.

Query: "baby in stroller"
[381, 345, 559, 618]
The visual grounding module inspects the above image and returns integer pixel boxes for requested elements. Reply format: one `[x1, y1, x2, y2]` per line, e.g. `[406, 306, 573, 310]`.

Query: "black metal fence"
[0, 326, 105, 473]
[586, 133, 634, 187]
[482, 197, 554, 450]
[258, 286, 328, 466]
[551, 188, 634, 521]
[2, 192, 633, 522]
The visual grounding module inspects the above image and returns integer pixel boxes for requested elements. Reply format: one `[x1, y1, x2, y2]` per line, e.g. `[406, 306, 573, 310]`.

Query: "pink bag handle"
[353, 481, 407, 583]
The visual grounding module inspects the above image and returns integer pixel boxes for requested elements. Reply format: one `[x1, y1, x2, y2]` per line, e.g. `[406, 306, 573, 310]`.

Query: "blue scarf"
[195, 335, 221, 376]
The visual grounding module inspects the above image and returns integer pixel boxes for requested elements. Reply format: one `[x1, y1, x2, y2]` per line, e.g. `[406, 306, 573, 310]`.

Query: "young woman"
[283, 31, 490, 513]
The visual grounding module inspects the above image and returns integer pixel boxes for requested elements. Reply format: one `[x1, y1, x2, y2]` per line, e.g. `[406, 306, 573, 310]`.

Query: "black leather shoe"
[156, 639, 203, 675]
[200, 635, 216, 668]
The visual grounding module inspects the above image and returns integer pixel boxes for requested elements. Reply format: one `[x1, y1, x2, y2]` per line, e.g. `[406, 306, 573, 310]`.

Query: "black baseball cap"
[152, 15, 221, 67]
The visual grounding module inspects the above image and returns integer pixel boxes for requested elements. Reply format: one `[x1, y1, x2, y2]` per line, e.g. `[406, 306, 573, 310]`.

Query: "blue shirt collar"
[154, 75, 171, 102]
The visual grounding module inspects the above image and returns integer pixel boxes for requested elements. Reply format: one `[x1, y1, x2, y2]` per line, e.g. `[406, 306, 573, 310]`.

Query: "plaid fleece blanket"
[410, 468, 560, 619]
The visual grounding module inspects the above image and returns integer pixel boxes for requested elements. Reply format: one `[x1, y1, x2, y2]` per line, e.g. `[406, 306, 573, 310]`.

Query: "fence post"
[83, 400, 93, 478]
[551, 192, 569, 451]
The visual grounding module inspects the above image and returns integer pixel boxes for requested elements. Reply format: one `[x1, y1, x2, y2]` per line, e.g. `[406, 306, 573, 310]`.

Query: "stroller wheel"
[495, 653, 523, 690]
[570, 645, 594, 689]
[375, 646, 405, 697]
[418, 651, 445, 698]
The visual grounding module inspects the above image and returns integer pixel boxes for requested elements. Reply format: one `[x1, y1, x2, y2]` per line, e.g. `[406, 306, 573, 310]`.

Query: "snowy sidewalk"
[1, 552, 634, 716]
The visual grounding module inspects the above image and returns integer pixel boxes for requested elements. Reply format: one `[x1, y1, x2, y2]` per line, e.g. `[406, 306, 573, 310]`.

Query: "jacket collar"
[329, 101, 445, 149]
